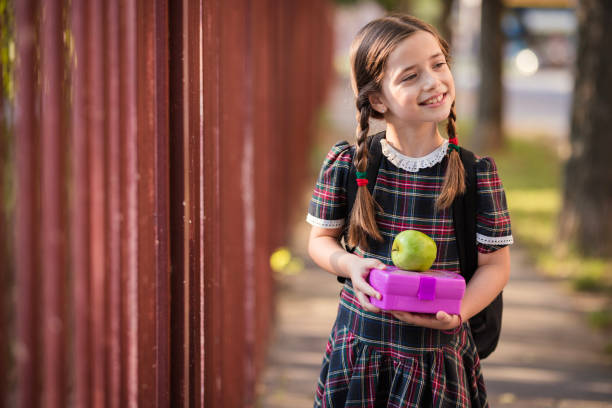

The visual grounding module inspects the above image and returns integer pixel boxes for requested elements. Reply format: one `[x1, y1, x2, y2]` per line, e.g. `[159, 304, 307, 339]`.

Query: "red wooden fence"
[0, 0, 334, 406]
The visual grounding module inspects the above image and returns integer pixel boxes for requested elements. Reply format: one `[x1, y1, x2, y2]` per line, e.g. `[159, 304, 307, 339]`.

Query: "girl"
[306, 14, 512, 407]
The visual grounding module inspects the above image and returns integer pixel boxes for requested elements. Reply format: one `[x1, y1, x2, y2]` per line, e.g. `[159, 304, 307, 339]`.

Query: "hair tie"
[356, 171, 368, 187]
[448, 136, 460, 153]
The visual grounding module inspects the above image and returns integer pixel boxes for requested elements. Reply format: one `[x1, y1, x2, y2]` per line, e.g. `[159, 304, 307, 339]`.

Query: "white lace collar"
[380, 138, 449, 172]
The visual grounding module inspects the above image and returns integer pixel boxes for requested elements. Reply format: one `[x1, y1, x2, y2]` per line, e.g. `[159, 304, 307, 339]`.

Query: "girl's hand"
[391, 310, 462, 331]
[347, 257, 387, 313]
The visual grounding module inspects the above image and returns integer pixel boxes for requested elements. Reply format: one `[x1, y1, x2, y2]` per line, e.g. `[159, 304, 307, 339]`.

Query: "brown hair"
[348, 13, 465, 249]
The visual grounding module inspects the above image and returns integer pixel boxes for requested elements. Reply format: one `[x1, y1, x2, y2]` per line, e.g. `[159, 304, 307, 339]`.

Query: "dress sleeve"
[306, 140, 354, 229]
[475, 156, 514, 253]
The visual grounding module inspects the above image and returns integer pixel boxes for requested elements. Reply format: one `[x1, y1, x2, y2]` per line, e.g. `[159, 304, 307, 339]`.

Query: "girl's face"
[375, 31, 455, 125]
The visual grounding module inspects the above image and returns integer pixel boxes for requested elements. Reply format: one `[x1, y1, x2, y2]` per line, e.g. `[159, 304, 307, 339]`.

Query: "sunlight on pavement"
[485, 366, 566, 383]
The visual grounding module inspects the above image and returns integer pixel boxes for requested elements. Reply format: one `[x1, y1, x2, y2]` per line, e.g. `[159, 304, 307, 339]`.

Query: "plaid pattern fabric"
[306, 140, 513, 271]
[314, 284, 488, 407]
[307, 139, 512, 407]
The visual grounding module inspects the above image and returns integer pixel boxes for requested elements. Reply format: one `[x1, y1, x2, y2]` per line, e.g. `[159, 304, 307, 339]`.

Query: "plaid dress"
[306, 137, 513, 408]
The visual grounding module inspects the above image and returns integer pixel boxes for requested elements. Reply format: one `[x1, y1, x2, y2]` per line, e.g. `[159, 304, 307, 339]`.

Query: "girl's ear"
[368, 92, 387, 115]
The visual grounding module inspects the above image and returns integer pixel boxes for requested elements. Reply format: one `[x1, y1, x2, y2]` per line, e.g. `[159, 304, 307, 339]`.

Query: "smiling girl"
[306, 14, 513, 407]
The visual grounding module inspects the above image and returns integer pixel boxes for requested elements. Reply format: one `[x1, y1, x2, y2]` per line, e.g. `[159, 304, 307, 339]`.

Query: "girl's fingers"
[436, 310, 452, 322]
[391, 310, 460, 330]
[348, 258, 388, 312]
[391, 311, 427, 323]
[391, 311, 412, 322]
[356, 291, 381, 313]
[353, 274, 381, 300]
[368, 262, 387, 271]
[392, 311, 453, 329]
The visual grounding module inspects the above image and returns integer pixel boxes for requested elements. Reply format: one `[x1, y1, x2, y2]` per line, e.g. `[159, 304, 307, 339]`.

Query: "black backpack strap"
[452, 147, 503, 359]
[338, 131, 386, 283]
[452, 147, 478, 281]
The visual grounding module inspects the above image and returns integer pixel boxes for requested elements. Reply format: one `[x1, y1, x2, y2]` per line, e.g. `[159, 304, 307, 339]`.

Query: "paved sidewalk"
[257, 247, 612, 407]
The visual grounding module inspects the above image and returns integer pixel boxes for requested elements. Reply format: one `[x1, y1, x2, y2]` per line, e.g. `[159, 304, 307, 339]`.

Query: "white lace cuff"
[306, 214, 345, 229]
[477, 233, 514, 246]
[380, 138, 449, 172]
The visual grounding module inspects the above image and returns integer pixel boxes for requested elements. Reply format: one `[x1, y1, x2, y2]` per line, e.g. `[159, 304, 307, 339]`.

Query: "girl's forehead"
[385, 31, 443, 75]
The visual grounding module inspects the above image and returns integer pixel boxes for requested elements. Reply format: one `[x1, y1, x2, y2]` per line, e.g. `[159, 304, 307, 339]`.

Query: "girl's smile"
[419, 92, 448, 107]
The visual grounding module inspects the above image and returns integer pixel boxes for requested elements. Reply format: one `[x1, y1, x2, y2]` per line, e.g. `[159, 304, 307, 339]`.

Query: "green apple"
[391, 229, 437, 271]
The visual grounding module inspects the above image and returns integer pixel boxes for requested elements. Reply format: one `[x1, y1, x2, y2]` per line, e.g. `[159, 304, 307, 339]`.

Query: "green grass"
[473, 130, 612, 337]
[452, 124, 612, 297]
[588, 309, 612, 330]
[492, 137, 561, 254]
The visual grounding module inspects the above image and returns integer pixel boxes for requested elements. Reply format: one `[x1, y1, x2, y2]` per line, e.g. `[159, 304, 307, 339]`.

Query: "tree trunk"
[439, 0, 454, 49]
[474, 0, 504, 152]
[560, 0, 612, 257]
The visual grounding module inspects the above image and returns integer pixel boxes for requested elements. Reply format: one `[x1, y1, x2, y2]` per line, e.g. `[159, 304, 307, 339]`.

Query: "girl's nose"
[422, 72, 439, 90]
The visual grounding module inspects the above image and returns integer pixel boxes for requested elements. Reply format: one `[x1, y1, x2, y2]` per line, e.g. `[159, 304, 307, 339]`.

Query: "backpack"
[340, 131, 503, 359]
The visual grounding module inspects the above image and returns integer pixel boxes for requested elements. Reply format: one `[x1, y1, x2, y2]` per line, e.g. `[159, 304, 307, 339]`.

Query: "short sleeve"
[475, 157, 514, 253]
[306, 140, 354, 229]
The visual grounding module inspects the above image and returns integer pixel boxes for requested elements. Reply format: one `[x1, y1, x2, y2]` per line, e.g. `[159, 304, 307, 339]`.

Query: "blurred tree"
[473, 0, 504, 152]
[439, 0, 454, 48]
[560, 0, 612, 257]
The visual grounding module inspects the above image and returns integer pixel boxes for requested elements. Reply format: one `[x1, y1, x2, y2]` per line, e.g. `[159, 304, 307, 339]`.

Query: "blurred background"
[1, 0, 611, 407]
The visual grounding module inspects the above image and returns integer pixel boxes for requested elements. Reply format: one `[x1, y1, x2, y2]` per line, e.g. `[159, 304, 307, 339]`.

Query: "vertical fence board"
[71, 0, 93, 406]
[135, 0, 171, 405]
[87, 1, 107, 406]
[118, 0, 139, 406]
[186, 0, 204, 406]
[105, 0, 122, 406]
[154, 0, 172, 406]
[40, 0, 66, 406]
[219, 0, 249, 404]
[251, 0, 274, 382]
[168, 0, 188, 404]
[242, 0, 257, 404]
[15, 0, 40, 406]
[202, 0, 223, 405]
[135, 0, 157, 404]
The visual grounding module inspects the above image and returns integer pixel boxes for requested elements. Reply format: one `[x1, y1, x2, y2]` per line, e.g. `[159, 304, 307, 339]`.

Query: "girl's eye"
[434, 62, 446, 68]
[402, 74, 416, 82]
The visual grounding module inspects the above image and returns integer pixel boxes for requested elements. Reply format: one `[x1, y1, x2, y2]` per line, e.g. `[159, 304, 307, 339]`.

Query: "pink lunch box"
[367, 267, 466, 315]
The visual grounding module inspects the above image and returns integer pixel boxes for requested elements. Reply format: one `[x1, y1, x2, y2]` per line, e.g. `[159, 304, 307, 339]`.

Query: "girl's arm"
[459, 246, 510, 321]
[392, 246, 511, 330]
[308, 225, 387, 313]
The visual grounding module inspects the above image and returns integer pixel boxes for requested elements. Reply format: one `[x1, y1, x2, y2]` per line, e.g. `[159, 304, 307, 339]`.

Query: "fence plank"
[201, 0, 224, 405]
[118, 0, 139, 406]
[15, 0, 41, 406]
[135, 0, 171, 406]
[104, 0, 122, 406]
[40, 0, 67, 406]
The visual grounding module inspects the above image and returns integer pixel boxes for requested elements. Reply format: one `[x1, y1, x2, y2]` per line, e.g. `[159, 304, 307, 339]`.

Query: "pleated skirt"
[314, 282, 489, 408]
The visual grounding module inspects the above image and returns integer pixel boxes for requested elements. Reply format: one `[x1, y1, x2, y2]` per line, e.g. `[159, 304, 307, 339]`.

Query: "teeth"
[423, 94, 444, 105]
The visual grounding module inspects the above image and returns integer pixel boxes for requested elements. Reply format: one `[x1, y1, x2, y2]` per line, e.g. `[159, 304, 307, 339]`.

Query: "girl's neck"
[384, 121, 445, 157]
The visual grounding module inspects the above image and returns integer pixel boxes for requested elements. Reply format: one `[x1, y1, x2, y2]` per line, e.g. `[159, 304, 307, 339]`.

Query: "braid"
[348, 95, 383, 249]
[355, 104, 371, 171]
[446, 101, 457, 140]
[436, 101, 466, 210]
